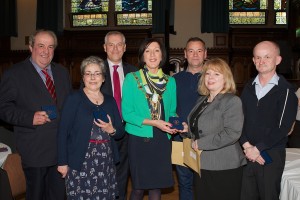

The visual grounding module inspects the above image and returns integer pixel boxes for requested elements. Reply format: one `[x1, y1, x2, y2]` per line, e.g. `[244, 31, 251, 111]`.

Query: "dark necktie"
[42, 69, 57, 101]
[113, 65, 122, 116]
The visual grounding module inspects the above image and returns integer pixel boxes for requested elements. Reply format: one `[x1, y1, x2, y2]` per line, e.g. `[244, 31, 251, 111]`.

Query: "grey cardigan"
[188, 93, 247, 170]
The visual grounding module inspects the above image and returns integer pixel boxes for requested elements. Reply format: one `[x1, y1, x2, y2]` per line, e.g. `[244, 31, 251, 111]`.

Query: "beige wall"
[11, 0, 36, 50]
[170, 0, 213, 49]
[10, 0, 214, 50]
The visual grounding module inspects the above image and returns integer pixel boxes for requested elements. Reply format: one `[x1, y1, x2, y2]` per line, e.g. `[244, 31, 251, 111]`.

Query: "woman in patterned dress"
[57, 56, 124, 200]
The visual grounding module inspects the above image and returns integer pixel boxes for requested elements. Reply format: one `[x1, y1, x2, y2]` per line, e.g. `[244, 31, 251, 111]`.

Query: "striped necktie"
[42, 69, 57, 101]
[113, 65, 121, 117]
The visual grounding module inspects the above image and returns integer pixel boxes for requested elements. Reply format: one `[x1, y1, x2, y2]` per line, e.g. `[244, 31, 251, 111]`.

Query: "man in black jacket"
[240, 41, 298, 200]
[101, 31, 137, 200]
[0, 30, 72, 200]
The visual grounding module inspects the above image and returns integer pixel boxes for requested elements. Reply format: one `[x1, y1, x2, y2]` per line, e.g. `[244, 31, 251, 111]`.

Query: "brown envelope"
[183, 138, 202, 175]
[171, 141, 185, 166]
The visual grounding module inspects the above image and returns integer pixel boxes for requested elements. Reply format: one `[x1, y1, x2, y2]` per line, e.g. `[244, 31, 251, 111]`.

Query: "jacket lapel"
[27, 60, 53, 99]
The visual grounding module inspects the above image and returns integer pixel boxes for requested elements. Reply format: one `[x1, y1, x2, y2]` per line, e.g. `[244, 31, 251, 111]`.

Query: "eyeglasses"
[83, 72, 103, 78]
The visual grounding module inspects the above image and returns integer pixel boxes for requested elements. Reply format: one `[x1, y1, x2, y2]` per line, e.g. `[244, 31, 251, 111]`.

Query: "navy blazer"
[57, 89, 125, 171]
[0, 58, 72, 167]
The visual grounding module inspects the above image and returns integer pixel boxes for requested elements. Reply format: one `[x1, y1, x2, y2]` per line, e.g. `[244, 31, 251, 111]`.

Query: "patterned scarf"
[140, 67, 168, 120]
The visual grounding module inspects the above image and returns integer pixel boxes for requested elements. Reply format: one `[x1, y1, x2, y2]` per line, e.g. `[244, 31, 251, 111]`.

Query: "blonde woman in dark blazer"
[184, 58, 246, 200]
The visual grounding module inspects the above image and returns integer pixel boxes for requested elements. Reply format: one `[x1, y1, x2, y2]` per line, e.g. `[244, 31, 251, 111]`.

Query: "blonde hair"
[198, 58, 236, 95]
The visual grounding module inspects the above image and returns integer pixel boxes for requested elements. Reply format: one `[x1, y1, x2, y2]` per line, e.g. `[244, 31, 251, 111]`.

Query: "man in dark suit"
[102, 31, 137, 200]
[0, 30, 72, 200]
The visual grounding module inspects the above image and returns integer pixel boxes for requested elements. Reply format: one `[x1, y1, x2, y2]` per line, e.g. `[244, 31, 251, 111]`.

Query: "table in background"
[0, 143, 11, 168]
[280, 148, 300, 199]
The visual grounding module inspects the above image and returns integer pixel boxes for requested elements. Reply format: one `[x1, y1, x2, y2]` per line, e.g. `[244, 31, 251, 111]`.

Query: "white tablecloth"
[280, 148, 300, 200]
[0, 143, 11, 168]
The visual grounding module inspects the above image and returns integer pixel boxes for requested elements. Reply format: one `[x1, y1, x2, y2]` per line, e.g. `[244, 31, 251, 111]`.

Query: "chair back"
[3, 153, 26, 198]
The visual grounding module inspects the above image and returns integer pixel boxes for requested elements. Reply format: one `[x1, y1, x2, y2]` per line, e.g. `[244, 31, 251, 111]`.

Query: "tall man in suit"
[102, 31, 137, 200]
[0, 30, 72, 200]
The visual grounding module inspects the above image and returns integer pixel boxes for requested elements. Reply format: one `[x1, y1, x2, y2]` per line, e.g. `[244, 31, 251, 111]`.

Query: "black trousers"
[0, 168, 13, 200]
[22, 164, 65, 200]
[241, 149, 286, 200]
[115, 133, 130, 200]
[194, 167, 243, 200]
[288, 120, 300, 147]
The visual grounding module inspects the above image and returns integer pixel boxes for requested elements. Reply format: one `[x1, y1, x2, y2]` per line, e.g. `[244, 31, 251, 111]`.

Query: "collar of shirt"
[252, 73, 279, 100]
[30, 57, 54, 83]
[185, 69, 201, 76]
[107, 59, 125, 95]
[107, 59, 123, 73]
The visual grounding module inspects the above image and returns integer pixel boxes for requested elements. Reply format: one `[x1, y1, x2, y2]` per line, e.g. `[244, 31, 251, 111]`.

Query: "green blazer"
[122, 70, 177, 139]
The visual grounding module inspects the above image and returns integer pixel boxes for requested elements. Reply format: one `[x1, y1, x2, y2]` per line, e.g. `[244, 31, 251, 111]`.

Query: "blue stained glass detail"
[78, 0, 101, 11]
[233, 0, 260, 11]
[122, 0, 148, 11]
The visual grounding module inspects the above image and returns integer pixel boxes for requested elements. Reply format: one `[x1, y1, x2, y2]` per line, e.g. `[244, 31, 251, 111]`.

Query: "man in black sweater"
[240, 41, 298, 200]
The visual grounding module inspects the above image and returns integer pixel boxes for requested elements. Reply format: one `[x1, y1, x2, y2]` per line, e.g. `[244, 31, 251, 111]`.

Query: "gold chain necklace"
[132, 72, 165, 119]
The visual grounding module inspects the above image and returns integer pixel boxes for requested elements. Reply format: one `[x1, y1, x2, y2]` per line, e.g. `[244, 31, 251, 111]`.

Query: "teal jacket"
[122, 70, 177, 139]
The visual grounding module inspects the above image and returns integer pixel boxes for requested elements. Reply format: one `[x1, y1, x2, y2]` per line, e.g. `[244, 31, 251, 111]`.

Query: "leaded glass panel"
[229, 12, 266, 24]
[115, 0, 152, 11]
[71, 0, 109, 27]
[117, 13, 152, 25]
[71, 0, 109, 12]
[229, 0, 267, 10]
[275, 12, 286, 24]
[72, 14, 107, 27]
[70, 0, 153, 27]
[229, 0, 268, 25]
[115, 0, 152, 25]
[274, 0, 287, 10]
[274, 0, 287, 24]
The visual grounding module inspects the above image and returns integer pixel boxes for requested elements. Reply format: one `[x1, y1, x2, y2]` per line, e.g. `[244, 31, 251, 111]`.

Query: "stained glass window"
[117, 13, 152, 26]
[229, 0, 267, 25]
[115, 0, 152, 11]
[274, 0, 286, 10]
[71, 0, 109, 27]
[274, 0, 287, 25]
[229, 0, 287, 25]
[70, 0, 152, 27]
[71, 0, 109, 12]
[229, 0, 267, 10]
[72, 14, 108, 27]
[115, 0, 152, 26]
[229, 12, 266, 24]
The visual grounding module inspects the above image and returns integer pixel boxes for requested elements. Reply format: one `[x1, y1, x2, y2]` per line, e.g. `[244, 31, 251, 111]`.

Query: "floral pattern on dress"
[65, 124, 117, 200]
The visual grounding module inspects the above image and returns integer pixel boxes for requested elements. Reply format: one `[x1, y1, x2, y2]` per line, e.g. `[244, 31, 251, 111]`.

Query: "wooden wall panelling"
[2, 28, 298, 91]
[230, 28, 289, 49]
[0, 37, 10, 51]
[54, 29, 152, 88]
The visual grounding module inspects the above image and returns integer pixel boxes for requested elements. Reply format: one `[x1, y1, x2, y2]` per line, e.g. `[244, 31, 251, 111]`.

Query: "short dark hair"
[185, 37, 206, 49]
[138, 38, 167, 68]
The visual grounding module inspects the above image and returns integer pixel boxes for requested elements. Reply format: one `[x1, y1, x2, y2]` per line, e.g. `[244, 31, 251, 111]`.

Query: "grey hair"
[104, 31, 126, 44]
[80, 56, 106, 78]
[29, 29, 58, 48]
